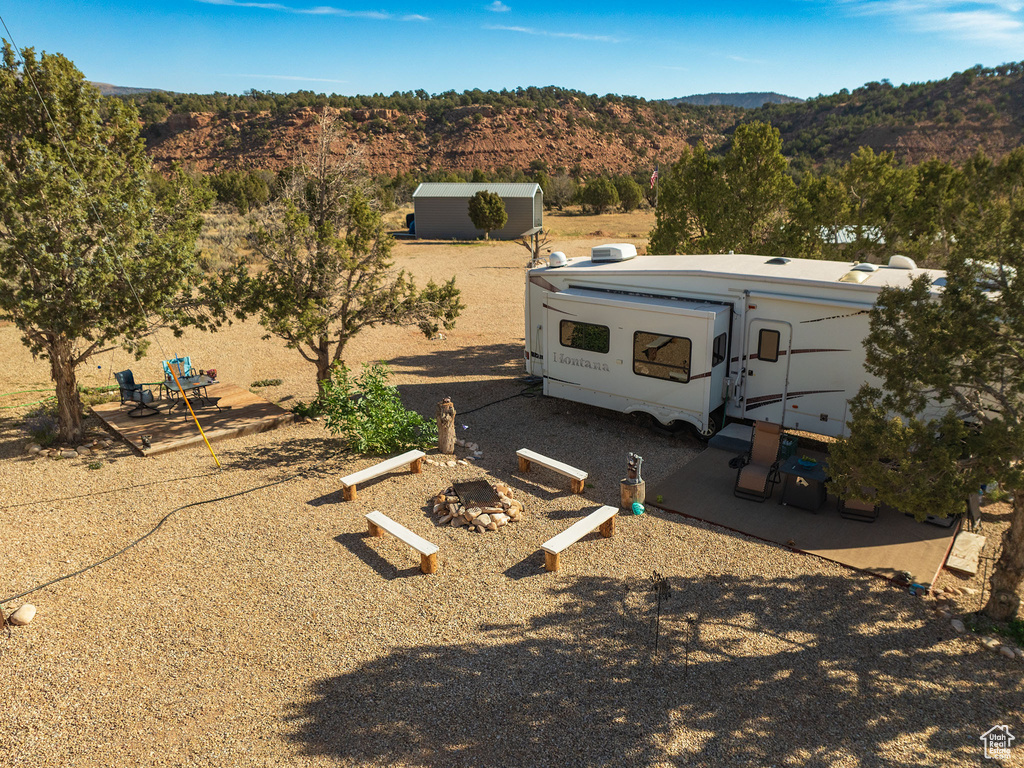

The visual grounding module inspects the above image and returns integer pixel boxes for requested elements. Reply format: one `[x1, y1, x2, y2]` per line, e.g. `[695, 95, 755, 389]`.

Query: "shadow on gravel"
[285, 574, 1023, 767]
[219, 435, 349, 475]
[333, 532, 421, 581]
[389, 343, 524, 380]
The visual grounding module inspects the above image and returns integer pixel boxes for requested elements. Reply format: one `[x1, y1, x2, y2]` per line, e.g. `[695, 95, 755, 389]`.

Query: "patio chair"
[838, 488, 879, 522]
[733, 420, 783, 502]
[162, 356, 196, 380]
[114, 369, 160, 418]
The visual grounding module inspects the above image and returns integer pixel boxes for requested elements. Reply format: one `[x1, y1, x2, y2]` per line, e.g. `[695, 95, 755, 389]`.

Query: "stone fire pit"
[431, 479, 524, 533]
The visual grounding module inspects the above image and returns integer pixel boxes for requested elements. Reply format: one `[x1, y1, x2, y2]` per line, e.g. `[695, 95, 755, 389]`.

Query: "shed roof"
[413, 182, 542, 199]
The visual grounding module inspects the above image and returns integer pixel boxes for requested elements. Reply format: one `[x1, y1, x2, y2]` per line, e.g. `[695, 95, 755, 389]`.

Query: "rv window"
[559, 320, 610, 354]
[712, 333, 727, 366]
[758, 329, 781, 362]
[633, 331, 691, 383]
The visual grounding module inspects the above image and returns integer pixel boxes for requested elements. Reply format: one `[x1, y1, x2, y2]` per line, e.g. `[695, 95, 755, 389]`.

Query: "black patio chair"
[114, 369, 160, 418]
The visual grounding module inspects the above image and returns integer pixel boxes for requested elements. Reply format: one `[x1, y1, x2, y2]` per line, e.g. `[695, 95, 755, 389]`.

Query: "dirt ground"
[2, 215, 1022, 767]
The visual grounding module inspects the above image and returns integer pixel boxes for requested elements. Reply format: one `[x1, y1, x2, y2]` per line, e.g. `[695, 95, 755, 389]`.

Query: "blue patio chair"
[114, 370, 160, 418]
[162, 356, 196, 380]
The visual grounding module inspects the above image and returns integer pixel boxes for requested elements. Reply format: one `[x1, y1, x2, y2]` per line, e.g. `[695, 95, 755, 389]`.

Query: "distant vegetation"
[666, 92, 803, 109]
[755, 62, 1024, 170]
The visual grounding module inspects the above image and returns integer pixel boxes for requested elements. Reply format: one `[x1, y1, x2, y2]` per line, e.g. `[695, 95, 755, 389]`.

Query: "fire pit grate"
[452, 479, 502, 509]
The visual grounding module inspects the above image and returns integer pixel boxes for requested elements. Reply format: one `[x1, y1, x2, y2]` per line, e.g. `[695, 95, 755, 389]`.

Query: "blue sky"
[3, 1, 1023, 99]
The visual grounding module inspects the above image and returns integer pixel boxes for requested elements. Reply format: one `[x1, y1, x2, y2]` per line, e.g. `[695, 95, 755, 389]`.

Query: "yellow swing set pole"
[167, 365, 222, 469]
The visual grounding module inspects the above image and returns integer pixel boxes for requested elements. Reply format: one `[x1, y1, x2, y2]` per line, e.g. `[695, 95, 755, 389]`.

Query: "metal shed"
[412, 182, 543, 240]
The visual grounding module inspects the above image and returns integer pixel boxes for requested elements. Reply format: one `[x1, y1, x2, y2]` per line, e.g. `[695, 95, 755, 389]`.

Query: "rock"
[950, 618, 966, 633]
[439, 514, 453, 525]
[980, 636, 1001, 650]
[61, 450, 78, 459]
[433, 504, 444, 515]
[492, 512, 510, 526]
[466, 442, 477, 451]
[493, 484, 511, 496]
[476, 513, 492, 527]
[1015, 647, 1024, 659]
[486, 521, 498, 531]
[451, 516, 467, 527]
[963, 587, 977, 595]
[938, 609, 952, 619]
[458, 459, 469, 465]
[508, 511, 521, 522]
[9, 604, 36, 625]
[999, 646, 1017, 659]
[456, 439, 465, 446]
[25, 443, 41, 454]
[446, 461, 456, 467]
[475, 525, 486, 534]
[76, 447, 92, 456]
[473, 451, 484, 458]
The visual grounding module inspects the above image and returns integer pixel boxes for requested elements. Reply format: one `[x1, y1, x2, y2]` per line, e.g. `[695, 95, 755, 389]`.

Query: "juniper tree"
[0, 43, 210, 443]
[467, 190, 507, 239]
[828, 148, 1024, 621]
[220, 115, 463, 393]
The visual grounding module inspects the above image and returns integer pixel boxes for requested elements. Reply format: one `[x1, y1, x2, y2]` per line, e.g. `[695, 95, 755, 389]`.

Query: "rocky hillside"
[135, 64, 1024, 177]
[755, 63, 1024, 166]
[143, 101, 738, 177]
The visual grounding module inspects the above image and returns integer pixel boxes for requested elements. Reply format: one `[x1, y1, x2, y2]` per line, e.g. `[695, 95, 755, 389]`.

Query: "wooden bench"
[517, 448, 587, 494]
[540, 505, 617, 572]
[365, 511, 439, 574]
[340, 449, 425, 501]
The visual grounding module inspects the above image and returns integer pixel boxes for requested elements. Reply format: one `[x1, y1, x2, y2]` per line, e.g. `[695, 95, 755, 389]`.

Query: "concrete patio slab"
[649, 446, 959, 586]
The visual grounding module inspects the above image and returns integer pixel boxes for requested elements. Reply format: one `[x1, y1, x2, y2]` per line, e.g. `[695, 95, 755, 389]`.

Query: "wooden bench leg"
[420, 552, 438, 574]
[411, 457, 423, 474]
[367, 519, 384, 537]
[599, 515, 615, 538]
[544, 551, 559, 572]
[570, 478, 585, 494]
[344, 485, 357, 502]
[518, 456, 530, 473]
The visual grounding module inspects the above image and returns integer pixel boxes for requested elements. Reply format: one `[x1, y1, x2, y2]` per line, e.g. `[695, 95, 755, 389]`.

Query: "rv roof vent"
[765, 257, 790, 265]
[591, 243, 637, 262]
[851, 262, 879, 272]
[548, 251, 568, 268]
[838, 270, 871, 284]
[888, 254, 917, 270]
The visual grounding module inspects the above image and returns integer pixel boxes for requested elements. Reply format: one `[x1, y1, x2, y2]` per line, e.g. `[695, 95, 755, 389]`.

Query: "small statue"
[626, 452, 644, 484]
[436, 397, 456, 454]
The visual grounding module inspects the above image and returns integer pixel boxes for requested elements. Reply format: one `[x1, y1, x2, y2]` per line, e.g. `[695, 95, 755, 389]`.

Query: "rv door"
[742, 319, 792, 426]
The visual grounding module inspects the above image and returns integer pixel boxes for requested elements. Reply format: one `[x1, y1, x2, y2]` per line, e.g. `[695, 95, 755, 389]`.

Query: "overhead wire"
[0, 15, 221, 467]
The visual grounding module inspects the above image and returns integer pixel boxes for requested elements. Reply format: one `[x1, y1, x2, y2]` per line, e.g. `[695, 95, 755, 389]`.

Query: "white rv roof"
[547, 253, 944, 292]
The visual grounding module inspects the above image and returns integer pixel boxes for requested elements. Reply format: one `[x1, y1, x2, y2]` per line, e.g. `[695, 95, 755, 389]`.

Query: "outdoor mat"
[648, 447, 959, 586]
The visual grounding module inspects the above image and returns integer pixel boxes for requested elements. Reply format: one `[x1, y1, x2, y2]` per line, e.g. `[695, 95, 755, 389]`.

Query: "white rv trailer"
[524, 245, 946, 439]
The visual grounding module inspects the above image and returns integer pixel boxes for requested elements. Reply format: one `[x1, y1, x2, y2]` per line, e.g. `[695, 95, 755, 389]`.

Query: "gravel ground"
[2, 236, 1022, 767]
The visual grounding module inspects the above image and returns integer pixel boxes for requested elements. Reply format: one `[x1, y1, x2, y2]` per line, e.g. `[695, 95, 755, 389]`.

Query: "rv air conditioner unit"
[888, 255, 917, 270]
[591, 243, 637, 262]
[548, 251, 568, 267]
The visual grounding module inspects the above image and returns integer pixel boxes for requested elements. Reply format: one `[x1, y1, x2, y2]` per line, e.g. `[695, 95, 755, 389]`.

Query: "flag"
[650, 168, 658, 188]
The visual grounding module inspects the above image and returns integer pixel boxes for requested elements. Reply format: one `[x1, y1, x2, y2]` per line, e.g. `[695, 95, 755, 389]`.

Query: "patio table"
[163, 375, 220, 415]
[779, 455, 829, 512]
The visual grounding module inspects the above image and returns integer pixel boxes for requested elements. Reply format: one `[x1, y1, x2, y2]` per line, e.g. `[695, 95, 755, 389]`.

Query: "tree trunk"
[983, 491, 1024, 621]
[48, 336, 84, 444]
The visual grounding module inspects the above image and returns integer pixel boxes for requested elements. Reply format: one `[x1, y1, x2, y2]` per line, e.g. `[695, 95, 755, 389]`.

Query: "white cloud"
[195, 0, 429, 21]
[484, 24, 621, 43]
[840, 0, 1024, 46]
[487, 1, 511, 11]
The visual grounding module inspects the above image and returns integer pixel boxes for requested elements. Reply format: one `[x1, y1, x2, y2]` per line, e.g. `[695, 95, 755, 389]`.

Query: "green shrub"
[251, 378, 284, 388]
[321, 362, 436, 455]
